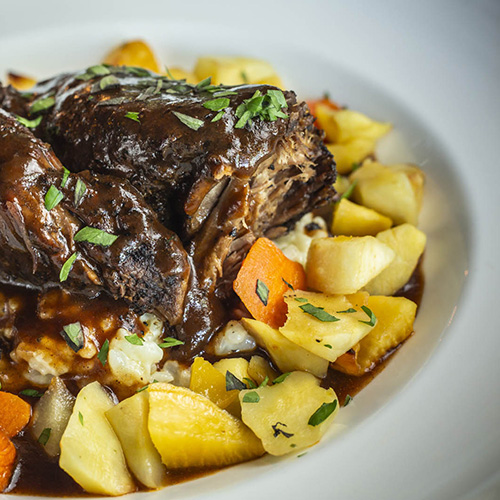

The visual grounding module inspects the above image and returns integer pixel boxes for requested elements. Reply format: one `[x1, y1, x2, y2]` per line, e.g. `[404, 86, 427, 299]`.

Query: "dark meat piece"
[0, 109, 189, 325]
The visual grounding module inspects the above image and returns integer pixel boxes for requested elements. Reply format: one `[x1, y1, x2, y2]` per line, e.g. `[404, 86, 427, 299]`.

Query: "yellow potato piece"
[148, 383, 264, 468]
[240, 371, 338, 455]
[332, 198, 393, 236]
[334, 296, 417, 374]
[103, 39, 162, 73]
[194, 56, 282, 86]
[213, 357, 251, 383]
[106, 391, 166, 489]
[241, 318, 329, 378]
[333, 174, 352, 196]
[350, 160, 425, 225]
[306, 236, 395, 294]
[7, 72, 36, 90]
[327, 138, 376, 175]
[59, 382, 134, 496]
[189, 357, 238, 410]
[280, 290, 375, 362]
[365, 223, 426, 296]
[248, 356, 279, 386]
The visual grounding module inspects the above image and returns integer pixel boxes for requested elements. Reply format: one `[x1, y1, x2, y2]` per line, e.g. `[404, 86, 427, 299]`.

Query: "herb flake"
[158, 337, 184, 348]
[61, 322, 84, 352]
[99, 75, 120, 91]
[125, 111, 141, 123]
[78, 411, 84, 426]
[272, 422, 294, 438]
[125, 334, 144, 346]
[172, 111, 204, 131]
[61, 168, 70, 188]
[226, 371, 247, 391]
[44, 185, 64, 211]
[59, 252, 78, 282]
[273, 372, 291, 384]
[242, 391, 260, 403]
[344, 394, 353, 407]
[256, 279, 269, 306]
[16, 115, 42, 128]
[74, 179, 87, 206]
[359, 305, 377, 327]
[38, 427, 51, 446]
[74, 226, 118, 247]
[299, 303, 340, 322]
[19, 389, 44, 398]
[97, 339, 109, 366]
[339, 180, 358, 201]
[203, 97, 230, 112]
[308, 400, 338, 427]
[30, 96, 55, 115]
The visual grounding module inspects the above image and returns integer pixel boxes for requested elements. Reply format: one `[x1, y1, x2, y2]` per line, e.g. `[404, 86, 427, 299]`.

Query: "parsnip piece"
[148, 383, 264, 468]
[59, 382, 134, 496]
[31, 377, 75, 457]
[194, 56, 283, 86]
[240, 371, 338, 455]
[248, 356, 279, 386]
[306, 236, 395, 294]
[350, 160, 425, 225]
[365, 223, 426, 295]
[106, 391, 166, 489]
[241, 318, 329, 378]
[327, 138, 376, 175]
[189, 357, 237, 410]
[103, 39, 162, 73]
[332, 199, 393, 236]
[280, 291, 375, 362]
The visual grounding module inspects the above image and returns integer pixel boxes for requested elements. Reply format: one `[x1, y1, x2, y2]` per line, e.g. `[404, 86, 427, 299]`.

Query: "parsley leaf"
[125, 334, 144, 346]
[339, 180, 358, 201]
[125, 111, 141, 123]
[273, 372, 291, 384]
[308, 400, 338, 426]
[30, 96, 55, 115]
[74, 179, 87, 206]
[294, 297, 308, 303]
[203, 97, 230, 112]
[99, 75, 120, 91]
[16, 115, 42, 128]
[211, 110, 225, 122]
[38, 428, 51, 446]
[344, 394, 353, 407]
[256, 279, 269, 306]
[281, 278, 294, 290]
[97, 339, 109, 366]
[61, 167, 70, 188]
[299, 303, 340, 322]
[74, 226, 118, 247]
[337, 308, 357, 314]
[226, 371, 247, 391]
[172, 111, 204, 131]
[242, 391, 260, 403]
[243, 377, 257, 389]
[59, 252, 78, 282]
[19, 389, 44, 398]
[359, 305, 377, 327]
[60, 322, 84, 352]
[44, 185, 64, 211]
[78, 411, 84, 426]
[158, 337, 184, 348]
[272, 422, 294, 438]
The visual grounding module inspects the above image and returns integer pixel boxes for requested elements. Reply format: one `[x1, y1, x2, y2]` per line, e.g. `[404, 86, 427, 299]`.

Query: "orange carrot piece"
[233, 238, 306, 328]
[307, 97, 341, 119]
[0, 428, 16, 492]
[0, 392, 31, 438]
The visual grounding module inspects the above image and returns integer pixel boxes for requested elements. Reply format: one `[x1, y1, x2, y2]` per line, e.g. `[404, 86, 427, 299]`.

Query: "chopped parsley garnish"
[203, 97, 230, 112]
[299, 303, 340, 322]
[137, 380, 159, 392]
[44, 185, 64, 211]
[244, 377, 257, 389]
[196, 76, 212, 89]
[339, 180, 358, 201]
[308, 400, 338, 427]
[30, 96, 55, 115]
[344, 394, 353, 407]
[281, 278, 294, 290]
[211, 110, 225, 122]
[242, 391, 260, 403]
[272, 422, 294, 438]
[125, 111, 141, 123]
[351, 162, 362, 171]
[74, 226, 118, 247]
[337, 308, 357, 314]
[61, 322, 84, 352]
[256, 279, 269, 306]
[78, 411, 84, 426]
[38, 427, 51, 446]
[226, 371, 247, 391]
[97, 339, 109, 366]
[240, 71, 249, 83]
[297, 452, 307, 458]
[99, 75, 120, 91]
[74, 179, 87, 206]
[258, 376, 269, 388]
[76, 64, 111, 81]
[19, 389, 44, 398]
[158, 337, 184, 348]
[125, 334, 144, 346]
[359, 305, 377, 327]
[172, 111, 204, 131]
[16, 115, 42, 128]
[60, 252, 78, 282]
[273, 372, 291, 384]
[324, 344, 333, 349]
[61, 167, 70, 188]
[212, 90, 239, 98]
[294, 297, 308, 303]
[234, 89, 288, 129]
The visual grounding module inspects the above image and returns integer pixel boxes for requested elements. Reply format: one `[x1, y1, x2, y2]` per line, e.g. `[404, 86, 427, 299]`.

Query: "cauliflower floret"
[274, 213, 328, 267]
[213, 320, 256, 356]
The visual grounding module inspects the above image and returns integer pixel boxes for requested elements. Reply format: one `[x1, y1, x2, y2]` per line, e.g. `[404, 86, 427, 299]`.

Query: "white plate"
[1, 0, 499, 499]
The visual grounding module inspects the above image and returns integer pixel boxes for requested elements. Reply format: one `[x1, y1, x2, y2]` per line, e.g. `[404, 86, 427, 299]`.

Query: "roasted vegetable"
[6, 72, 36, 90]
[0, 429, 16, 492]
[103, 39, 162, 73]
[248, 356, 279, 386]
[0, 391, 31, 438]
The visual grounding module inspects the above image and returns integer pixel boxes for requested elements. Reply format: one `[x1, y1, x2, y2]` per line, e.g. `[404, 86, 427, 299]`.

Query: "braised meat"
[0, 109, 189, 325]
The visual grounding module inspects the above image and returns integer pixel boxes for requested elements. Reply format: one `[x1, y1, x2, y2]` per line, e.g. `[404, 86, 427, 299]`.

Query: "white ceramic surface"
[0, 1, 499, 499]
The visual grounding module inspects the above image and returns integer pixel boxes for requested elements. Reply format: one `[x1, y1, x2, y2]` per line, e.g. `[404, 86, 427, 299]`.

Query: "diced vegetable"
[350, 160, 425, 225]
[59, 382, 134, 496]
[31, 377, 75, 457]
[0, 391, 31, 438]
[241, 318, 329, 378]
[280, 291, 375, 362]
[333, 296, 417, 375]
[240, 371, 338, 455]
[233, 237, 306, 328]
[248, 356, 279, 386]
[327, 138, 377, 174]
[6, 72, 36, 90]
[0, 428, 16, 492]
[103, 39, 162, 73]
[189, 357, 238, 411]
[213, 357, 251, 384]
[306, 236, 395, 294]
[365, 223, 426, 295]
[194, 56, 283, 87]
[106, 391, 166, 489]
[148, 383, 264, 468]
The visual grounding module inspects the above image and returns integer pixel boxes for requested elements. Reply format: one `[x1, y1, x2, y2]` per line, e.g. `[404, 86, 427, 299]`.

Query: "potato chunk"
[7, 72, 36, 90]
[241, 318, 329, 378]
[350, 160, 425, 225]
[332, 199, 393, 236]
[248, 356, 279, 386]
[306, 236, 395, 294]
[327, 139, 376, 175]
[333, 296, 417, 374]
[148, 383, 264, 468]
[240, 371, 338, 455]
[31, 377, 75, 457]
[59, 382, 134, 496]
[194, 56, 283, 87]
[213, 357, 251, 384]
[365, 223, 426, 295]
[280, 291, 375, 362]
[106, 391, 166, 489]
[103, 39, 162, 73]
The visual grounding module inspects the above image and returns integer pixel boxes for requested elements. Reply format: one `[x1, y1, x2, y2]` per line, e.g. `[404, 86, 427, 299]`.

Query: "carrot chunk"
[0, 392, 31, 438]
[233, 238, 306, 328]
[0, 429, 16, 492]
